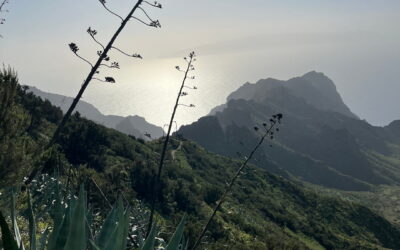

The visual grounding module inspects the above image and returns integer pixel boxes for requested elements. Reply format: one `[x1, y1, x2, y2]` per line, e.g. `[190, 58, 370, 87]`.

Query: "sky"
[1, 0, 400, 127]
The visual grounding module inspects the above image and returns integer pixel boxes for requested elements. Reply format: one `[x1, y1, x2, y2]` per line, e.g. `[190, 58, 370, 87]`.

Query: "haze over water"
[83, 34, 399, 128]
[1, 0, 399, 127]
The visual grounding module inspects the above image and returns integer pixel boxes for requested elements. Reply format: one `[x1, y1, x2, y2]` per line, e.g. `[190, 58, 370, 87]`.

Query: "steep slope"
[227, 71, 358, 119]
[2, 72, 400, 249]
[180, 72, 400, 191]
[287, 71, 358, 119]
[211, 72, 358, 119]
[26, 86, 164, 140]
[115, 115, 164, 140]
[385, 120, 400, 144]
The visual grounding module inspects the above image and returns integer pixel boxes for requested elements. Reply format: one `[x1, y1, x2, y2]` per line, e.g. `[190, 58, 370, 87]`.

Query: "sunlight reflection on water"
[81, 42, 399, 128]
[84, 54, 250, 128]
[83, 47, 330, 128]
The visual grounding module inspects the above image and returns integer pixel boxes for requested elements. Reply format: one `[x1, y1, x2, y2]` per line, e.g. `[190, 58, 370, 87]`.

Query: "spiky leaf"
[95, 206, 117, 248]
[141, 225, 158, 250]
[165, 215, 186, 250]
[63, 186, 86, 250]
[50, 199, 72, 250]
[27, 191, 36, 250]
[47, 181, 65, 250]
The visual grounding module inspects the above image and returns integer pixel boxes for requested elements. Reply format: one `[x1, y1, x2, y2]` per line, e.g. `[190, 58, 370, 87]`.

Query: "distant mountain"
[180, 72, 400, 191]
[211, 71, 358, 119]
[26, 86, 164, 140]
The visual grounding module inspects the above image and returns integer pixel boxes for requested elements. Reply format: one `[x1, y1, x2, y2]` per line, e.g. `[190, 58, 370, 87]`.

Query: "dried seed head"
[69, 43, 79, 53]
[105, 77, 116, 83]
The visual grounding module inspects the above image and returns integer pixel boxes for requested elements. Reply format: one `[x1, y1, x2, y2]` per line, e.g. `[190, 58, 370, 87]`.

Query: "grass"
[284, 228, 325, 250]
[312, 183, 400, 227]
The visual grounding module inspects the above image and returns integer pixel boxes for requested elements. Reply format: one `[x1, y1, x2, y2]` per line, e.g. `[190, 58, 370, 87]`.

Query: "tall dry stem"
[146, 51, 197, 236]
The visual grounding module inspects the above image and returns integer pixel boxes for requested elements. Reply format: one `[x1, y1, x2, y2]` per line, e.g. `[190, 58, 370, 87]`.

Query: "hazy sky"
[1, 0, 399, 126]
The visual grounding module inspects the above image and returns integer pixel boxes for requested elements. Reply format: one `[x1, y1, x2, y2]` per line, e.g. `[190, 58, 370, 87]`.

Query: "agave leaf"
[50, 199, 72, 250]
[113, 202, 130, 250]
[86, 207, 94, 243]
[102, 224, 119, 250]
[165, 215, 186, 250]
[27, 191, 36, 250]
[113, 197, 127, 250]
[120, 207, 130, 250]
[47, 181, 65, 250]
[100, 197, 131, 250]
[141, 225, 158, 250]
[0, 210, 20, 250]
[63, 186, 86, 250]
[117, 197, 124, 223]
[96, 205, 117, 248]
[103, 198, 126, 250]
[11, 190, 24, 250]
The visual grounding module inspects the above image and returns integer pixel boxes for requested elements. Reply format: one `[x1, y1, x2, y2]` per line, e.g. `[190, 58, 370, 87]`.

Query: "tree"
[26, 0, 163, 184]
[0, 67, 31, 187]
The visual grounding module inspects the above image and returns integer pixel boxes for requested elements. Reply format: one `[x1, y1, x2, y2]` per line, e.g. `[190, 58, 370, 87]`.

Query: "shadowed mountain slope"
[180, 72, 400, 191]
[2, 78, 400, 249]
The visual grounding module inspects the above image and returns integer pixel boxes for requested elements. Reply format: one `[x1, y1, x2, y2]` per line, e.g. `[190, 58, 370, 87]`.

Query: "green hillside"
[1, 70, 400, 249]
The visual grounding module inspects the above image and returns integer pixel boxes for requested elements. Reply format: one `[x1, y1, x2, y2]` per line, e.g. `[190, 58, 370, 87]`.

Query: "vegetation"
[2, 1, 400, 249]
[192, 114, 283, 249]
[148, 51, 197, 236]
[1, 71, 400, 249]
[0, 185, 187, 250]
[27, 0, 163, 185]
[314, 184, 400, 227]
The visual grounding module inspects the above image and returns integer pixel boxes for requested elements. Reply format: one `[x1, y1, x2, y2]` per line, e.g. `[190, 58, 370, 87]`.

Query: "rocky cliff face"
[180, 72, 400, 191]
[216, 71, 358, 118]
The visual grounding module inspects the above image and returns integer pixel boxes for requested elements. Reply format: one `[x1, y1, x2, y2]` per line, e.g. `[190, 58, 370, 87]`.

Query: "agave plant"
[0, 185, 187, 250]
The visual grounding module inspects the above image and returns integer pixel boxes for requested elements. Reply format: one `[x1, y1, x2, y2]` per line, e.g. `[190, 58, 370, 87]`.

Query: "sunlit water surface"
[81, 42, 399, 128]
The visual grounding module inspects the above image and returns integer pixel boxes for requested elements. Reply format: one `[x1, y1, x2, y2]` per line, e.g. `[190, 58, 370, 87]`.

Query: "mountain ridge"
[211, 71, 358, 120]
[26, 86, 164, 140]
[180, 72, 400, 191]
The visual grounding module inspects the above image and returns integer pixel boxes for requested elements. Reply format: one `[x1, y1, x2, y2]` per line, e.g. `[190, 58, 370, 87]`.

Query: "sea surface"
[80, 40, 399, 128]
[4, 36, 398, 128]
